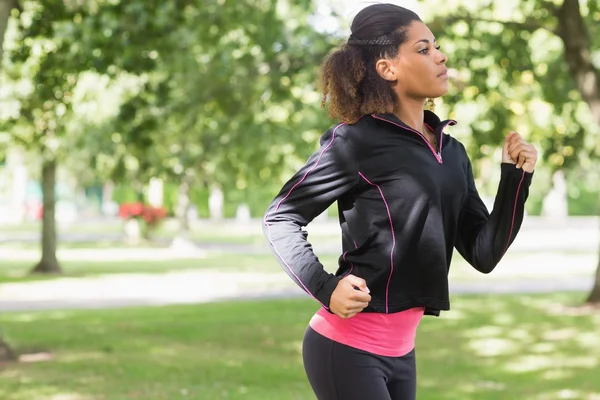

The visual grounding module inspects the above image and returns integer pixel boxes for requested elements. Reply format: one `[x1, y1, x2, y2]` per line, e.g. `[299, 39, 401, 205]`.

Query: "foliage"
[76, 0, 337, 206]
[419, 0, 599, 186]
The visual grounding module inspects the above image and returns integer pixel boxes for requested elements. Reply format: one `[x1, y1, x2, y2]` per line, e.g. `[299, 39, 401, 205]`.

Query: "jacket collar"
[371, 110, 456, 134]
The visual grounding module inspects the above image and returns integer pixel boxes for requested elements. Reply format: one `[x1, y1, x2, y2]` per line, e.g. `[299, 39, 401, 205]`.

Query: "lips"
[437, 69, 448, 77]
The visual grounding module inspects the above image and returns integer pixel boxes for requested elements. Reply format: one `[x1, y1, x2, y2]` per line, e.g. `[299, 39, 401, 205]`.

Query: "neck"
[394, 97, 426, 133]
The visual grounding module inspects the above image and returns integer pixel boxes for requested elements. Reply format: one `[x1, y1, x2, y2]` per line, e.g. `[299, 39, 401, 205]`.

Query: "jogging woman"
[262, 4, 537, 399]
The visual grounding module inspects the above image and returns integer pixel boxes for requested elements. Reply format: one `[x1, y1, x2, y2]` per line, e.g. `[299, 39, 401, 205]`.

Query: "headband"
[347, 34, 394, 46]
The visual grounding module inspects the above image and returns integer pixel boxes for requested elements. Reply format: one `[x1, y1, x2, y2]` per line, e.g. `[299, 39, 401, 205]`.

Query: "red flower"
[119, 202, 167, 226]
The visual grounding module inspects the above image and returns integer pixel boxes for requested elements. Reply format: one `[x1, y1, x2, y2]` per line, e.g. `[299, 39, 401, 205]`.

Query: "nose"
[437, 49, 447, 64]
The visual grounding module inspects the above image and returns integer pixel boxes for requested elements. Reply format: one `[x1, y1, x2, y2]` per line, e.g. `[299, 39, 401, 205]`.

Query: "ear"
[375, 58, 398, 82]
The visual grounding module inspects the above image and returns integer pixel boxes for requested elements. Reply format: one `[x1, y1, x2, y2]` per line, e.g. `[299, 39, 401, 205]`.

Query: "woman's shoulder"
[319, 117, 372, 144]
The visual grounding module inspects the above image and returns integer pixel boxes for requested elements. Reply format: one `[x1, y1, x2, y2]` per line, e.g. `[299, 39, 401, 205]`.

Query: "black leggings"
[302, 326, 417, 400]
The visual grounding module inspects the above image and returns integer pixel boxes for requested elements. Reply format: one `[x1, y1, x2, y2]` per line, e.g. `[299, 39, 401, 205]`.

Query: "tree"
[84, 0, 336, 232]
[2, 0, 194, 270]
[423, 0, 600, 303]
[0, 0, 19, 363]
[3, 0, 90, 273]
[0, 0, 335, 360]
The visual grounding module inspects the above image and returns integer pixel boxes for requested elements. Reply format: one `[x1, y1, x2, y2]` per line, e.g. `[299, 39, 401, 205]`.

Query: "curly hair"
[321, 4, 422, 124]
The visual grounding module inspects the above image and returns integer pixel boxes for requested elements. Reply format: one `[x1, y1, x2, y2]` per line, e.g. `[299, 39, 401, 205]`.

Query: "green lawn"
[1, 250, 593, 286]
[1, 292, 599, 400]
[0, 236, 267, 249]
[0, 219, 341, 246]
[0, 253, 319, 284]
[0, 259, 206, 284]
[0, 253, 489, 285]
[0, 221, 124, 235]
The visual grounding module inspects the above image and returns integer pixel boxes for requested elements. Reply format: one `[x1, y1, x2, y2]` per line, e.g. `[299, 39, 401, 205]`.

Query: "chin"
[428, 86, 449, 99]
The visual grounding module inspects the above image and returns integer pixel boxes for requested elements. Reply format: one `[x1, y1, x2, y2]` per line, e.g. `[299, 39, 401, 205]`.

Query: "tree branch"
[434, 15, 557, 36]
[537, 0, 560, 16]
[556, 0, 600, 125]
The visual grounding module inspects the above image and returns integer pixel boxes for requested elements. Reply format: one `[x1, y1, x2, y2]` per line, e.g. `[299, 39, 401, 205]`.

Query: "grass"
[0, 219, 341, 246]
[1, 248, 595, 286]
[0, 221, 124, 235]
[0, 259, 204, 284]
[0, 231, 340, 249]
[0, 252, 506, 285]
[0, 235, 268, 248]
[0, 292, 599, 399]
[0, 253, 324, 284]
[1, 241, 158, 251]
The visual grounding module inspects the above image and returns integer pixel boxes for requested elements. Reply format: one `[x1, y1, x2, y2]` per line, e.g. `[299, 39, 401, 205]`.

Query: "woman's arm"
[455, 132, 537, 273]
[262, 124, 359, 309]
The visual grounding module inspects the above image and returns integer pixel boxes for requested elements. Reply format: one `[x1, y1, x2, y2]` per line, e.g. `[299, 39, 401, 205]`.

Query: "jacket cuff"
[315, 275, 342, 310]
[500, 163, 534, 183]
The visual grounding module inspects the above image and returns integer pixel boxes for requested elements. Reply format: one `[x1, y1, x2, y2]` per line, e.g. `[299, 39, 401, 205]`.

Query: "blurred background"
[0, 0, 599, 399]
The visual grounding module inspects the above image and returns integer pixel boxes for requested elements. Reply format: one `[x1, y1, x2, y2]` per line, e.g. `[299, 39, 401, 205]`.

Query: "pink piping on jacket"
[358, 172, 395, 314]
[263, 123, 346, 309]
[503, 170, 526, 255]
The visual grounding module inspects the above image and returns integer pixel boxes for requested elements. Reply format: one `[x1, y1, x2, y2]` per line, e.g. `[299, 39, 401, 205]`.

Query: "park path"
[0, 217, 598, 312]
[1, 216, 599, 255]
[0, 266, 594, 312]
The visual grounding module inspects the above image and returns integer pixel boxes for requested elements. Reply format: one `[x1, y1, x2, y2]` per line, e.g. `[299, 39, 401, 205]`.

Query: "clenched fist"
[502, 131, 538, 173]
[329, 274, 371, 319]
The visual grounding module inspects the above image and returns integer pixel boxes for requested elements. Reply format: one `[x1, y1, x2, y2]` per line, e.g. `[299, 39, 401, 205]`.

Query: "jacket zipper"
[372, 115, 442, 163]
[427, 120, 455, 161]
[373, 115, 455, 164]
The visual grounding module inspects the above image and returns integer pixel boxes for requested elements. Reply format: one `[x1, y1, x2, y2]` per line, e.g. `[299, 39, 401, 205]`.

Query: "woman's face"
[377, 21, 449, 100]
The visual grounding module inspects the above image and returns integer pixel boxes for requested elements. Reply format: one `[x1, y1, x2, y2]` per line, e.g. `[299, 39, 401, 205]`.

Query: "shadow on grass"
[0, 293, 599, 399]
[417, 292, 600, 400]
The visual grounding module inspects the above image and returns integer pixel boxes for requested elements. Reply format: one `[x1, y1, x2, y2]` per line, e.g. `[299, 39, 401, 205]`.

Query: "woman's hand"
[329, 274, 371, 318]
[502, 131, 538, 173]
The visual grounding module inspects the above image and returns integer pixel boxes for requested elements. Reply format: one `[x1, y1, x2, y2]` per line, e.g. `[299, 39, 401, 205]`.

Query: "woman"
[262, 3, 537, 400]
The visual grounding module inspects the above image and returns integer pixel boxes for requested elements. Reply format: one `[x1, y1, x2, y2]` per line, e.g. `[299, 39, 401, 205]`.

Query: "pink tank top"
[309, 306, 425, 357]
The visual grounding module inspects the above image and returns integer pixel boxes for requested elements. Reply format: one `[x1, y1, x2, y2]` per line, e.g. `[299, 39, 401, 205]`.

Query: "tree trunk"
[556, 0, 600, 124]
[0, 335, 16, 362]
[586, 202, 600, 304]
[586, 250, 600, 303]
[31, 159, 62, 274]
[0, 1, 19, 358]
[555, 0, 600, 304]
[175, 179, 191, 232]
[208, 184, 224, 221]
[170, 179, 199, 251]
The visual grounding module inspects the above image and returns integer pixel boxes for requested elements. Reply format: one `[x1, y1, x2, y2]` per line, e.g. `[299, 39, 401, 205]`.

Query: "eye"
[419, 45, 441, 54]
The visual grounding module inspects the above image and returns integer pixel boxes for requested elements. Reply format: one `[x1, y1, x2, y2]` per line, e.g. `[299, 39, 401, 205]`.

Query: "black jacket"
[263, 111, 533, 316]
